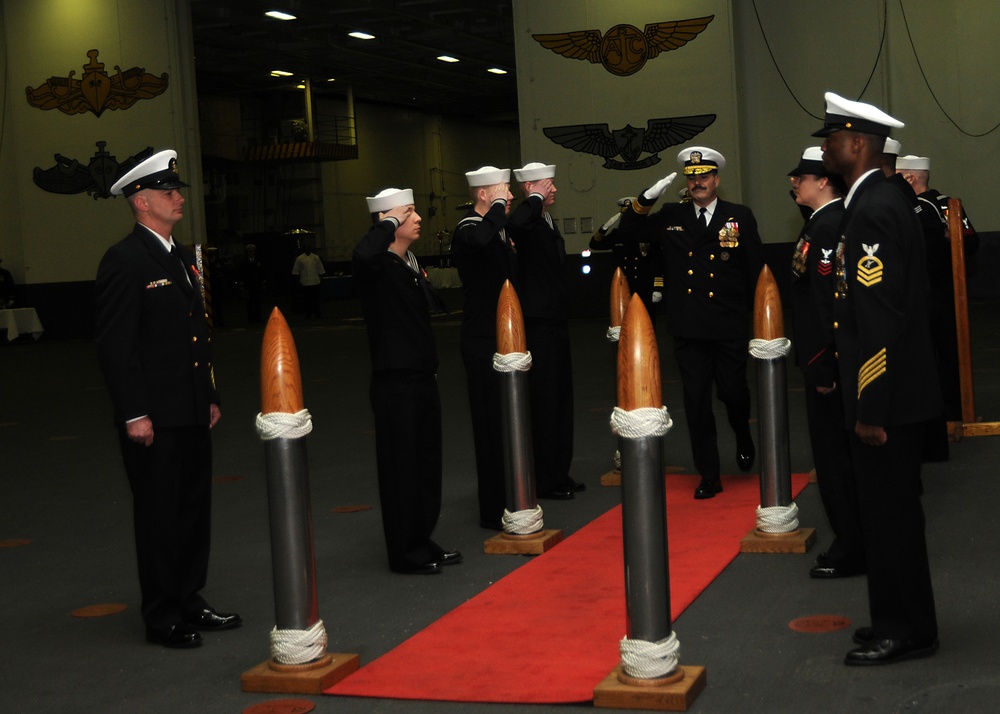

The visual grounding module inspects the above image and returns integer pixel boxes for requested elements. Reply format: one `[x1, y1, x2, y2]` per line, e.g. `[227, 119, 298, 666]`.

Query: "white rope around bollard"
[748, 337, 792, 360]
[610, 406, 673, 440]
[492, 351, 532, 372]
[606, 325, 621, 343]
[756, 502, 800, 533]
[256, 409, 313, 441]
[502, 505, 544, 535]
[620, 631, 681, 679]
[270, 619, 328, 665]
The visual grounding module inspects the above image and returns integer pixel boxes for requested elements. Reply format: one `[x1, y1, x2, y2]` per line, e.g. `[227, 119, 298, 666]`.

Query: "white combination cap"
[110, 149, 190, 197]
[677, 146, 726, 174]
[366, 188, 414, 213]
[812, 91, 904, 137]
[513, 162, 556, 182]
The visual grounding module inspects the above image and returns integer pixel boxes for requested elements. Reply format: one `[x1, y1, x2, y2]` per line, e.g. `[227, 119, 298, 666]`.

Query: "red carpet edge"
[327, 472, 810, 704]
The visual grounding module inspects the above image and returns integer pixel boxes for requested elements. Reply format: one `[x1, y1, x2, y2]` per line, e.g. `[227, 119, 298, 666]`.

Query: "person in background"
[292, 243, 325, 318]
[353, 187, 461, 575]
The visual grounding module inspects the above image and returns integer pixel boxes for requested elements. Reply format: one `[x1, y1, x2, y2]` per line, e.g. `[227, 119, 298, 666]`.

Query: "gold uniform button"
[833, 321, 839, 329]
[194, 361, 199, 367]
[687, 269, 693, 275]
[687, 288, 692, 294]
[192, 336, 198, 342]
[688, 251, 693, 257]
[708, 292, 714, 298]
[710, 254, 716, 260]
[710, 273, 714, 278]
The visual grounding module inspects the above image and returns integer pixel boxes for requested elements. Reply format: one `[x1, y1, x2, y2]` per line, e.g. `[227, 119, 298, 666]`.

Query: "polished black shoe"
[809, 563, 864, 579]
[146, 623, 202, 649]
[540, 487, 574, 500]
[852, 626, 875, 645]
[844, 638, 938, 666]
[183, 608, 243, 631]
[564, 478, 587, 493]
[694, 479, 723, 499]
[392, 562, 442, 575]
[736, 442, 756, 472]
[438, 550, 463, 566]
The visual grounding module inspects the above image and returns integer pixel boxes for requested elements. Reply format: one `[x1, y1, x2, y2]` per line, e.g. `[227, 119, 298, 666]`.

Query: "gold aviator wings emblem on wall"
[532, 16, 714, 77]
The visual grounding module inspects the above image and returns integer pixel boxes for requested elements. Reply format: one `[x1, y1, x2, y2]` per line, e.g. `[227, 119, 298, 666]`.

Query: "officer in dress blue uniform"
[787, 147, 865, 580]
[815, 92, 940, 666]
[95, 150, 241, 648]
[616, 147, 764, 499]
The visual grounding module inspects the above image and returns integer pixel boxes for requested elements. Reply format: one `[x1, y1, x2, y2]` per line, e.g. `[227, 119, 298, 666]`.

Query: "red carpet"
[327, 472, 809, 704]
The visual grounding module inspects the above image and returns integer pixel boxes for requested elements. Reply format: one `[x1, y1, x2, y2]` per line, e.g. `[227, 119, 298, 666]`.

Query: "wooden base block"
[594, 665, 706, 711]
[241, 653, 359, 694]
[947, 420, 963, 442]
[601, 469, 621, 486]
[740, 527, 816, 554]
[483, 529, 563, 555]
[961, 420, 1000, 437]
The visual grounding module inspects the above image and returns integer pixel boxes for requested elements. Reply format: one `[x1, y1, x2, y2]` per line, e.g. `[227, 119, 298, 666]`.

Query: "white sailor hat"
[812, 91, 904, 137]
[896, 154, 930, 171]
[465, 166, 510, 187]
[883, 138, 902, 155]
[787, 147, 829, 177]
[365, 187, 414, 213]
[513, 162, 556, 182]
[110, 149, 190, 197]
[677, 146, 726, 175]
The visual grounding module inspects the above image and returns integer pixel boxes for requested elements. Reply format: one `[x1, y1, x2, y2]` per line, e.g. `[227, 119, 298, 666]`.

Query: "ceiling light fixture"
[487, 67, 507, 75]
[264, 10, 296, 21]
[436, 55, 460, 63]
[270, 70, 294, 77]
[349, 31, 375, 40]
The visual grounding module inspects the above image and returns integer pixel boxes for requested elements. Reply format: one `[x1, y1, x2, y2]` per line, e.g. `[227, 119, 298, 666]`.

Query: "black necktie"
[697, 207, 708, 231]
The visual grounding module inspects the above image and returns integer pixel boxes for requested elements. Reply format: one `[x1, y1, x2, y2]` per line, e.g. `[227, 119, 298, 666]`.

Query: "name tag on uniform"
[665, 225, 685, 231]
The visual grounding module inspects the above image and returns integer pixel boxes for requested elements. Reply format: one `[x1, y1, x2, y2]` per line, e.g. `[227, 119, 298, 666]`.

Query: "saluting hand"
[641, 172, 678, 203]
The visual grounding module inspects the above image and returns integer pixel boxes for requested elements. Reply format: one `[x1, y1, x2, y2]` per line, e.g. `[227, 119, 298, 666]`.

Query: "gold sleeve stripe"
[632, 201, 651, 215]
[653, 277, 664, 288]
[857, 347, 887, 398]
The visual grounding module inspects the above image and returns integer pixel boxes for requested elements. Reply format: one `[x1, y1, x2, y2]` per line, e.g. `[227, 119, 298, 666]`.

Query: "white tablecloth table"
[0, 308, 44, 341]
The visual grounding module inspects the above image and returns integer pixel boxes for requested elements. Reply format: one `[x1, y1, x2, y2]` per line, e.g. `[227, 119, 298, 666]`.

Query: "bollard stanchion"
[739, 267, 815, 554]
[600, 268, 630, 487]
[242, 308, 359, 694]
[594, 294, 706, 712]
[484, 281, 563, 555]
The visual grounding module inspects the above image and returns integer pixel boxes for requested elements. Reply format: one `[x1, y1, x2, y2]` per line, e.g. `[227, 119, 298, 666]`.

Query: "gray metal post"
[757, 358, 792, 508]
[499, 370, 536, 512]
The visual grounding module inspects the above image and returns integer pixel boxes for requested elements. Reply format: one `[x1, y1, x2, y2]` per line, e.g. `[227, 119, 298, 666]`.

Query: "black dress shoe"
[392, 562, 442, 575]
[146, 623, 202, 649]
[563, 479, 587, 493]
[844, 638, 938, 666]
[736, 443, 756, 472]
[540, 487, 574, 500]
[694, 479, 723, 499]
[809, 563, 864, 579]
[438, 550, 463, 566]
[852, 626, 875, 645]
[183, 608, 243, 631]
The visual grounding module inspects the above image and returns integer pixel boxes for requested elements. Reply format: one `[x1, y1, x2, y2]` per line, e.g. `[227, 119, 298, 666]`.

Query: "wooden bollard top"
[753, 265, 784, 340]
[496, 280, 527, 355]
[261, 307, 305, 414]
[610, 267, 631, 329]
[617, 293, 661, 410]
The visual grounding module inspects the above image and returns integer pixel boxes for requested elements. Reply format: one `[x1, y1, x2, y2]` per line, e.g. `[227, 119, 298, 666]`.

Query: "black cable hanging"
[897, 0, 1000, 138]
[751, 0, 887, 121]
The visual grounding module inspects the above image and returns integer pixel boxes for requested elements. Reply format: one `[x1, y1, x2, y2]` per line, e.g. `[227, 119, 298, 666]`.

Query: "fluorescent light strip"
[487, 67, 507, 75]
[265, 11, 296, 21]
[349, 31, 375, 40]
[437, 55, 459, 63]
[271, 70, 294, 77]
